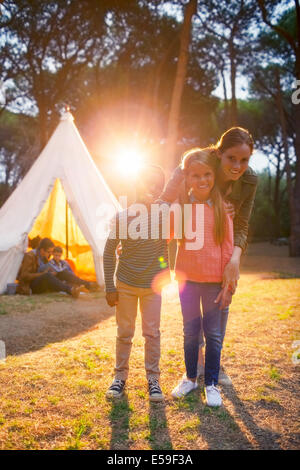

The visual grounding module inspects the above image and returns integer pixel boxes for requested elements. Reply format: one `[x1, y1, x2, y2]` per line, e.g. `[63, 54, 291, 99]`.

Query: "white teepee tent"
[0, 111, 121, 294]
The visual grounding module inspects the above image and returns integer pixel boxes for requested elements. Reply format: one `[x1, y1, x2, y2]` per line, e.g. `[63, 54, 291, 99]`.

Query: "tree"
[196, 0, 258, 127]
[0, 0, 125, 148]
[165, 0, 197, 169]
[0, 110, 38, 203]
[74, 1, 218, 171]
[239, 97, 289, 238]
[250, 169, 290, 240]
[257, 0, 300, 255]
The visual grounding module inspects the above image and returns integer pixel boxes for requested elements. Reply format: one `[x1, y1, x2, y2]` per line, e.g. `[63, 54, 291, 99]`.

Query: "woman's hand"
[224, 201, 235, 218]
[214, 247, 242, 308]
[225, 247, 242, 291]
[214, 287, 233, 309]
[222, 258, 240, 293]
[106, 291, 119, 307]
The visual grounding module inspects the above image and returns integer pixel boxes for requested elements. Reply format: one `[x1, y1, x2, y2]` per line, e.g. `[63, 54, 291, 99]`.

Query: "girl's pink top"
[174, 202, 234, 283]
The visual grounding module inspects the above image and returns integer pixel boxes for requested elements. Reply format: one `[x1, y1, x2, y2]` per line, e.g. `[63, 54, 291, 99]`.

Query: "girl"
[171, 148, 234, 406]
[163, 127, 257, 384]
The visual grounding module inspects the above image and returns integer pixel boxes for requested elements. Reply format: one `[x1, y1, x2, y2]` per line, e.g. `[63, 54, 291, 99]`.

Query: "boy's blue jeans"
[179, 281, 229, 386]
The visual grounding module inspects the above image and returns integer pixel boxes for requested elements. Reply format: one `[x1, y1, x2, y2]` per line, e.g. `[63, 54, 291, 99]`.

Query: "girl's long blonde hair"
[180, 147, 226, 246]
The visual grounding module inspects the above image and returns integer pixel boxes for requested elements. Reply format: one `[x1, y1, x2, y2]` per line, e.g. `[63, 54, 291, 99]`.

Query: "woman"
[162, 127, 258, 385]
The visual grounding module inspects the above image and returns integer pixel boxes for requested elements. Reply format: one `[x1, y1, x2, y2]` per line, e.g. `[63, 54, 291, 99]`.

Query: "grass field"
[0, 243, 299, 450]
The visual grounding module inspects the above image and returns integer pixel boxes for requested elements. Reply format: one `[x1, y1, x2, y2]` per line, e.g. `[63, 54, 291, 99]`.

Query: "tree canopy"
[0, 0, 299, 252]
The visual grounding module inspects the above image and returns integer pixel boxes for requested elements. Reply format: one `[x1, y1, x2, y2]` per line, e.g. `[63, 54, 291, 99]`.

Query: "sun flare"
[115, 147, 144, 177]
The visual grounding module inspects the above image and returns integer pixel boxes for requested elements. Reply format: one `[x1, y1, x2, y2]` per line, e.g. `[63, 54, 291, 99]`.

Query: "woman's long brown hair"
[180, 147, 227, 246]
[216, 126, 254, 154]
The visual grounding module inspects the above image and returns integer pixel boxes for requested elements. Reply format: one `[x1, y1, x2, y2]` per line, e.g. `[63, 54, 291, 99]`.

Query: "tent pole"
[66, 199, 69, 258]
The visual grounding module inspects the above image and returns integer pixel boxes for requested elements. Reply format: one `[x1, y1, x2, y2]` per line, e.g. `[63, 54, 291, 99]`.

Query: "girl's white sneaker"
[205, 385, 222, 407]
[171, 378, 198, 398]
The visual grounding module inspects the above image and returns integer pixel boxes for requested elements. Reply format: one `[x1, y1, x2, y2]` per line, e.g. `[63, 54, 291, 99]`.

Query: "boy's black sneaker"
[106, 379, 125, 398]
[148, 377, 164, 402]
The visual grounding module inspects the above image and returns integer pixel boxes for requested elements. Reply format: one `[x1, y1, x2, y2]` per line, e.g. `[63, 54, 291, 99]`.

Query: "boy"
[48, 246, 96, 291]
[103, 165, 169, 402]
[48, 246, 73, 273]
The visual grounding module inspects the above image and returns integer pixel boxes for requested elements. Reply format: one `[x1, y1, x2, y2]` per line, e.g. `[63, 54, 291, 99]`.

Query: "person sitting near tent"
[47, 245, 97, 291]
[16, 237, 81, 298]
[28, 235, 41, 249]
[46, 246, 73, 273]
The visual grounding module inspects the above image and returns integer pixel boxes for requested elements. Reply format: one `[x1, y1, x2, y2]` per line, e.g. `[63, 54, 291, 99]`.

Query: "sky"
[248, 150, 269, 173]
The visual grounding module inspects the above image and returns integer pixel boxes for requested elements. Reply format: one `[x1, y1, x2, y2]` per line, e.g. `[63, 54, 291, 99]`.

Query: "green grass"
[269, 366, 281, 381]
[171, 392, 200, 412]
[278, 306, 294, 320]
[0, 306, 8, 315]
[109, 400, 134, 420]
[178, 417, 200, 433]
[47, 396, 61, 405]
[149, 416, 167, 432]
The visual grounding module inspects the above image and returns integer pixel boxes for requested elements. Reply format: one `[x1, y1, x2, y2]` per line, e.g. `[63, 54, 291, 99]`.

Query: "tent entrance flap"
[29, 178, 96, 280]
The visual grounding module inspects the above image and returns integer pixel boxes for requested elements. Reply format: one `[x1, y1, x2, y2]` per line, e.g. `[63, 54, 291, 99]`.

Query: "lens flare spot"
[174, 270, 188, 294]
[115, 147, 144, 177]
[151, 269, 171, 294]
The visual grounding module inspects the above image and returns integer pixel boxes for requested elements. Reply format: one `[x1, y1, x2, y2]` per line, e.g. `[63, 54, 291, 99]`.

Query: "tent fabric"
[0, 112, 121, 294]
[29, 178, 95, 279]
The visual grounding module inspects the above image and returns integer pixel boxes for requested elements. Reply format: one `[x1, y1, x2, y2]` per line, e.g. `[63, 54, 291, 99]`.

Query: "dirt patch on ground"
[0, 293, 112, 355]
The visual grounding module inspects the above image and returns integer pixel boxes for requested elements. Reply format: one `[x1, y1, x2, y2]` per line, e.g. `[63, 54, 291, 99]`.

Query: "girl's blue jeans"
[179, 281, 229, 386]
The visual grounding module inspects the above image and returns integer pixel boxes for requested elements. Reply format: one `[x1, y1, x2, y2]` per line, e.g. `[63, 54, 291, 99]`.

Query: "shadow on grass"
[220, 384, 282, 450]
[198, 401, 254, 449]
[172, 386, 252, 449]
[107, 396, 173, 450]
[148, 401, 173, 450]
[108, 395, 133, 449]
[0, 292, 114, 356]
[169, 381, 283, 450]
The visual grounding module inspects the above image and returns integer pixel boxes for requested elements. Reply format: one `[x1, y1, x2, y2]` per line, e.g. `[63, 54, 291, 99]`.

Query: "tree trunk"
[221, 66, 229, 129]
[291, 44, 300, 255]
[38, 105, 48, 151]
[258, 0, 300, 255]
[291, 100, 300, 255]
[229, 39, 238, 126]
[273, 151, 281, 237]
[165, 0, 197, 170]
[275, 71, 298, 255]
[152, 34, 179, 113]
[35, 74, 48, 151]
